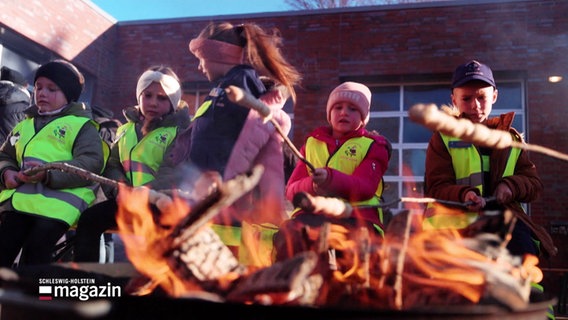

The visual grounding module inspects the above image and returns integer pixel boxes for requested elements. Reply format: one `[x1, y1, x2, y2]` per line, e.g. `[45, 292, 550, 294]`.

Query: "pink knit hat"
[326, 81, 372, 125]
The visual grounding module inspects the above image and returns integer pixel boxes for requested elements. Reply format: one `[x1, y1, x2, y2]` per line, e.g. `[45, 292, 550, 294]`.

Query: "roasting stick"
[293, 192, 495, 219]
[225, 85, 317, 172]
[21, 162, 187, 207]
[409, 103, 568, 162]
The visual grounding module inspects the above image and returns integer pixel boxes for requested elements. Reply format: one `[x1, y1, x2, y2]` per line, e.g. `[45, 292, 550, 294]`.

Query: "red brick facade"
[1, 0, 567, 297]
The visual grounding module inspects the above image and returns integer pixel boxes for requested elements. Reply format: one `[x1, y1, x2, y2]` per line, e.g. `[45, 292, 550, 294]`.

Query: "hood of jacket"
[0, 80, 30, 106]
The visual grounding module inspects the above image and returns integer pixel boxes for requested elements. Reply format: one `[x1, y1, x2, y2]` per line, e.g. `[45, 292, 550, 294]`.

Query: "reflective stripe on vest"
[116, 122, 177, 187]
[300, 136, 384, 225]
[0, 116, 98, 226]
[192, 87, 224, 121]
[423, 132, 522, 230]
[210, 222, 279, 267]
[97, 121, 111, 174]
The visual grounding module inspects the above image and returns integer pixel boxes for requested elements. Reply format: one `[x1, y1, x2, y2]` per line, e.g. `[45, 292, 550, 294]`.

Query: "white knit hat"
[326, 81, 371, 125]
[136, 70, 181, 110]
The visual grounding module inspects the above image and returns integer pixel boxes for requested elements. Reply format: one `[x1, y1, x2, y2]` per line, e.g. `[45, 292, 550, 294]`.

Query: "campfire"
[0, 101, 557, 319]
[114, 165, 544, 314]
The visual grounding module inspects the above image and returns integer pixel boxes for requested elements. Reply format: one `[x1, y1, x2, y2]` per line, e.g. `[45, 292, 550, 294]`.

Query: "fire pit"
[0, 283, 555, 320]
[0, 261, 555, 320]
[0, 168, 555, 319]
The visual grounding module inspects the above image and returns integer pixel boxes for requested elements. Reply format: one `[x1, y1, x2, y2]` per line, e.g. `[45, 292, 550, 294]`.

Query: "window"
[181, 81, 211, 117]
[365, 79, 526, 211]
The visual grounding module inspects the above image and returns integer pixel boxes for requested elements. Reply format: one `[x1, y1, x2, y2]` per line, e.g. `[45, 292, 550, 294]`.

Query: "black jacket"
[0, 80, 30, 145]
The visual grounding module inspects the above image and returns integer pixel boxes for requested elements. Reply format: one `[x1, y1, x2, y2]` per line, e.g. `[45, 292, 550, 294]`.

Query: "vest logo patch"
[156, 132, 169, 144]
[53, 125, 69, 140]
[209, 87, 223, 97]
[345, 144, 358, 157]
[448, 141, 472, 148]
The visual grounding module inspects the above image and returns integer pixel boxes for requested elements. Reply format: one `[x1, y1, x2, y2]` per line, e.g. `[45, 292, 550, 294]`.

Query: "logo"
[38, 278, 122, 301]
[345, 144, 358, 157]
[156, 132, 169, 144]
[39, 285, 53, 301]
[53, 125, 69, 139]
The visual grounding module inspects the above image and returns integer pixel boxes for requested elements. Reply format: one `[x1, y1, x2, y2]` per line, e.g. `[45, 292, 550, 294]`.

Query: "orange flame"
[116, 185, 203, 296]
[116, 179, 543, 310]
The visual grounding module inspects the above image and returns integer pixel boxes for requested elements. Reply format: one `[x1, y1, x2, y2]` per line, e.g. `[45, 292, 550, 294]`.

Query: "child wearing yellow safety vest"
[423, 60, 555, 320]
[73, 65, 190, 263]
[275, 82, 391, 262]
[0, 60, 106, 267]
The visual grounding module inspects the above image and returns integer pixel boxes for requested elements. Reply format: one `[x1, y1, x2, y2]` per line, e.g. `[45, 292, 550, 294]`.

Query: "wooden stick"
[292, 192, 495, 216]
[409, 103, 568, 162]
[225, 85, 316, 172]
[22, 162, 192, 204]
[23, 162, 120, 188]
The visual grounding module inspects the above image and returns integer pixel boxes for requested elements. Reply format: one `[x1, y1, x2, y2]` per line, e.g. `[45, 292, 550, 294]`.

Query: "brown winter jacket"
[424, 110, 556, 257]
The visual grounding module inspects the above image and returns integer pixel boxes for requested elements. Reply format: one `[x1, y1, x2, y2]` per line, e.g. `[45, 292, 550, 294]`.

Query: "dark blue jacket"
[188, 65, 265, 174]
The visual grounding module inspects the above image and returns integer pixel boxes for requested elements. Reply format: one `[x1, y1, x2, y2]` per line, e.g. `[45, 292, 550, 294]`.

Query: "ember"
[114, 166, 544, 314]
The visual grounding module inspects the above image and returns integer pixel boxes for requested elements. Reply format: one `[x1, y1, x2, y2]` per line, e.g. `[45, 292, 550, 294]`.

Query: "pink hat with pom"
[326, 81, 372, 125]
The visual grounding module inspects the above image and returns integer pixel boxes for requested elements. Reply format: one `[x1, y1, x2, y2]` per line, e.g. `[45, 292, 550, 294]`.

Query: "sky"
[91, 0, 292, 21]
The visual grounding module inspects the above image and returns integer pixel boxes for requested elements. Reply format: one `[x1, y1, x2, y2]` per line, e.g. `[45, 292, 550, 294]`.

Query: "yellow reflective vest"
[301, 136, 385, 229]
[116, 122, 177, 187]
[0, 116, 99, 226]
[423, 132, 522, 230]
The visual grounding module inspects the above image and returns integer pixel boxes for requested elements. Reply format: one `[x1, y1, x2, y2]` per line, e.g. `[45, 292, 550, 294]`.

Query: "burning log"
[115, 163, 545, 314]
[118, 166, 266, 297]
[226, 251, 323, 305]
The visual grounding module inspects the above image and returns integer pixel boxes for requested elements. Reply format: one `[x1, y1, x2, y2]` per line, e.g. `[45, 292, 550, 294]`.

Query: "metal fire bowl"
[0, 292, 554, 320]
[0, 262, 554, 320]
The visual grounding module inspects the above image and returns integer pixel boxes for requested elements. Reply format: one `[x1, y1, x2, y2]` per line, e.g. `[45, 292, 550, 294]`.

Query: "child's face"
[139, 82, 172, 121]
[197, 57, 227, 82]
[329, 102, 363, 137]
[33, 77, 68, 112]
[451, 82, 498, 123]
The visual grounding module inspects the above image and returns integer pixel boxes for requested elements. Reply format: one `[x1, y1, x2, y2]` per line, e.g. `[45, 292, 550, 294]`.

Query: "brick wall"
[0, 0, 118, 108]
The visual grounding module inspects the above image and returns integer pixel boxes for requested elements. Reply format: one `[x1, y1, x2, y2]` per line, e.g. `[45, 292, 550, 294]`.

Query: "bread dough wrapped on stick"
[409, 103, 568, 162]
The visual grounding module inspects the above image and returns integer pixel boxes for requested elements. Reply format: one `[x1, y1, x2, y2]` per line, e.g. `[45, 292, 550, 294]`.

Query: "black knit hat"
[34, 60, 84, 102]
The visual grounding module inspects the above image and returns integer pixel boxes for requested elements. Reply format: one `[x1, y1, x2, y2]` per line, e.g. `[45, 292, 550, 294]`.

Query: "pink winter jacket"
[285, 126, 391, 225]
[216, 86, 291, 226]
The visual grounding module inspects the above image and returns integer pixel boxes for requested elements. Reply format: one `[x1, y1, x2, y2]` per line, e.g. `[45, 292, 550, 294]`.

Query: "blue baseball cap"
[451, 60, 496, 88]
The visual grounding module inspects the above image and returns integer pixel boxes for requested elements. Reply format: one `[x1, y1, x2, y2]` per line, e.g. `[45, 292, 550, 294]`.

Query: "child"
[73, 65, 190, 262]
[423, 60, 547, 256]
[0, 59, 106, 267]
[423, 59, 555, 320]
[276, 81, 391, 261]
[180, 21, 301, 266]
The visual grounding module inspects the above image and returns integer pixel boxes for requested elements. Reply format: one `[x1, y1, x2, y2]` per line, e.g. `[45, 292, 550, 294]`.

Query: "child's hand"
[3, 169, 22, 189]
[494, 183, 513, 205]
[312, 168, 328, 185]
[464, 190, 486, 211]
[17, 161, 46, 184]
